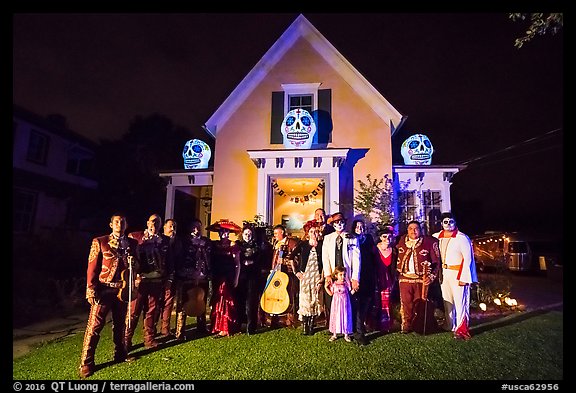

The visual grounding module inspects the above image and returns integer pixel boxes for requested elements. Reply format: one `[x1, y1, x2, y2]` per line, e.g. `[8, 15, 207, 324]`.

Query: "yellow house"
[159, 15, 463, 237]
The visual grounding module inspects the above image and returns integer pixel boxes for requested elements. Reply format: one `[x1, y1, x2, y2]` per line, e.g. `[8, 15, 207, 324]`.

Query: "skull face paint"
[333, 221, 345, 232]
[401, 134, 434, 165]
[242, 228, 253, 243]
[182, 139, 211, 169]
[442, 218, 456, 232]
[281, 108, 316, 149]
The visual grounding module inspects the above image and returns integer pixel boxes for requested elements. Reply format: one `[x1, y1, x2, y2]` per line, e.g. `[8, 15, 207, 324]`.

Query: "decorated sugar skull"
[441, 215, 457, 231]
[401, 134, 434, 165]
[281, 108, 316, 149]
[182, 139, 211, 169]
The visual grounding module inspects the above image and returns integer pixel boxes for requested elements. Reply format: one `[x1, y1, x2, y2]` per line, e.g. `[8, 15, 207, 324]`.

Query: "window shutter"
[316, 89, 332, 144]
[270, 91, 284, 144]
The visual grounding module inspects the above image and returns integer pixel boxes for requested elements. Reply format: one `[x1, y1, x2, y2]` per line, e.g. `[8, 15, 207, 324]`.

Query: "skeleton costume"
[236, 230, 262, 335]
[433, 215, 478, 340]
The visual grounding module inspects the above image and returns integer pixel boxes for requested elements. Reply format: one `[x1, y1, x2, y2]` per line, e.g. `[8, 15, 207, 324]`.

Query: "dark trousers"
[80, 290, 127, 367]
[323, 291, 332, 324]
[236, 267, 259, 332]
[158, 280, 175, 335]
[125, 280, 162, 347]
[352, 289, 373, 336]
[399, 280, 424, 332]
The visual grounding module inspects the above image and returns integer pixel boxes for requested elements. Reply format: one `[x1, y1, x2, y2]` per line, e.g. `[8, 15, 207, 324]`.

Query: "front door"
[270, 177, 325, 238]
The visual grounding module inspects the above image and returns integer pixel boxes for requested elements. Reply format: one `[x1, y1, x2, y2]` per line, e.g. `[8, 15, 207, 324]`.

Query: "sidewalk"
[13, 312, 87, 359]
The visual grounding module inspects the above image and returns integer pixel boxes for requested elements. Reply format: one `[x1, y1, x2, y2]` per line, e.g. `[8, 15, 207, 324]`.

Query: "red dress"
[376, 248, 397, 332]
[210, 241, 240, 335]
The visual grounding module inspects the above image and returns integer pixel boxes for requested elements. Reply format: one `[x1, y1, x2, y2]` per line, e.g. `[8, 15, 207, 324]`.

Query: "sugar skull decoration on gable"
[281, 108, 316, 149]
[182, 139, 211, 169]
[401, 134, 434, 165]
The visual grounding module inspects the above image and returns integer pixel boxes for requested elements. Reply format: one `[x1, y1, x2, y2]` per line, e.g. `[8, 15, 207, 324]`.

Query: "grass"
[13, 310, 563, 381]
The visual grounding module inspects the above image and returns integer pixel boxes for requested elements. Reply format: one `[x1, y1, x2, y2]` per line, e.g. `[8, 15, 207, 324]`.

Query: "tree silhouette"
[93, 113, 214, 228]
[509, 13, 563, 48]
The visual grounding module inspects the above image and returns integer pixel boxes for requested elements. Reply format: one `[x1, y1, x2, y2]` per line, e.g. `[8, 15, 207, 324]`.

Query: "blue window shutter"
[316, 89, 332, 144]
[270, 91, 284, 144]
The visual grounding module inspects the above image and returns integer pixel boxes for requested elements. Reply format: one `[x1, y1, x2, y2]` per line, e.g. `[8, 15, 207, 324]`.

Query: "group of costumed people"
[78, 209, 477, 379]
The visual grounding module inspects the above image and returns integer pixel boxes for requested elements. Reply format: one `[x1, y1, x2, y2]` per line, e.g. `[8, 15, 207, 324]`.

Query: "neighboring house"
[13, 105, 99, 237]
[159, 15, 465, 237]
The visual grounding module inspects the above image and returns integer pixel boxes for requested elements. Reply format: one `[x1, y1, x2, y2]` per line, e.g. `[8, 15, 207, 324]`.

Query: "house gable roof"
[204, 14, 403, 138]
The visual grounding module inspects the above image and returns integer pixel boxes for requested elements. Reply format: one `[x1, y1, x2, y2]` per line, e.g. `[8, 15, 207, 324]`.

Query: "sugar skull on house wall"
[281, 108, 316, 149]
[401, 134, 434, 165]
[182, 139, 211, 169]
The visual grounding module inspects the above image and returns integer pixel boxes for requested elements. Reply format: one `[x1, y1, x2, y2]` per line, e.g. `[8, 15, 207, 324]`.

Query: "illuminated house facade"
[160, 15, 464, 237]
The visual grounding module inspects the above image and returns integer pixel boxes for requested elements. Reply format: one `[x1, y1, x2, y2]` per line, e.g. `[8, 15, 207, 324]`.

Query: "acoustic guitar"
[182, 286, 206, 317]
[412, 262, 439, 335]
[260, 251, 290, 315]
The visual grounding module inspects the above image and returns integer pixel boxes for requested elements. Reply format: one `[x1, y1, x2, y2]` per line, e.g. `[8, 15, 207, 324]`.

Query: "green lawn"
[13, 310, 563, 380]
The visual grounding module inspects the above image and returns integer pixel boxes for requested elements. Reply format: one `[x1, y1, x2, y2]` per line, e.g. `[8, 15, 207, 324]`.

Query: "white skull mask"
[182, 139, 211, 169]
[333, 221, 345, 232]
[281, 108, 316, 149]
[401, 134, 434, 165]
[441, 217, 456, 231]
[242, 229, 253, 243]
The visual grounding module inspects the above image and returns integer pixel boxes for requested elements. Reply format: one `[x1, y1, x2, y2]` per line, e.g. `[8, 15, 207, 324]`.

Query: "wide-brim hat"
[327, 212, 345, 225]
[206, 219, 242, 233]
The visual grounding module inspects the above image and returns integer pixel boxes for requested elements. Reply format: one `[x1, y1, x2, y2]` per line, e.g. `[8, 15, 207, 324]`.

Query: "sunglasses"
[381, 234, 394, 239]
[442, 219, 455, 225]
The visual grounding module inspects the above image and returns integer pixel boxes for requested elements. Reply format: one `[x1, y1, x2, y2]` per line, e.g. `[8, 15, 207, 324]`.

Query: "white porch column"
[247, 148, 349, 225]
[256, 168, 268, 220]
[164, 183, 175, 220]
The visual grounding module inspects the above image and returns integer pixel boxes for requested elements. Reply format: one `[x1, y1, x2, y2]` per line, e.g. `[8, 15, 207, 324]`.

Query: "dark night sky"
[12, 13, 564, 237]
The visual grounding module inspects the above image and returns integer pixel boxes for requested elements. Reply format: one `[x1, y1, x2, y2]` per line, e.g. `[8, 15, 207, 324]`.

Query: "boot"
[302, 316, 310, 335]
[309, 316, 315, 335]
[196, 314, 208, 335]
[175, 312, 186, 341]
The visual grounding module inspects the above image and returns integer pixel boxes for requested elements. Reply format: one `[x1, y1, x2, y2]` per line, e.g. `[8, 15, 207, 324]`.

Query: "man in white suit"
[322, 212, 361, 332]
[432, 212, 478, 340]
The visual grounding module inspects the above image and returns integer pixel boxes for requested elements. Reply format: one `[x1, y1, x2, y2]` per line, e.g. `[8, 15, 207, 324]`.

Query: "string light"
[271, 179, 325, 204]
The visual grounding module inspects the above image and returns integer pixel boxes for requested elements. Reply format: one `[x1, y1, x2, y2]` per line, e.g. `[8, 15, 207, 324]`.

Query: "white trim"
[281, 82, 321, 115]
[158, 170, 214, 220]
[247, 148, 348, 223]
[392, 165, 466, 218]
[205, 14, 402, 137]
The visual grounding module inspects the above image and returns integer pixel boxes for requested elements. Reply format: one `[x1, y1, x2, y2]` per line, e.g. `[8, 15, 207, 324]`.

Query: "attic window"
[281, 83, 321, 115]
[271, 83, 331, 145]
[288, 95, 313, 113]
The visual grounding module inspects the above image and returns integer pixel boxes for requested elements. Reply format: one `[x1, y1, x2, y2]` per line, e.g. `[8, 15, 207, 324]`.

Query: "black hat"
[440, 212, 454, 221]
